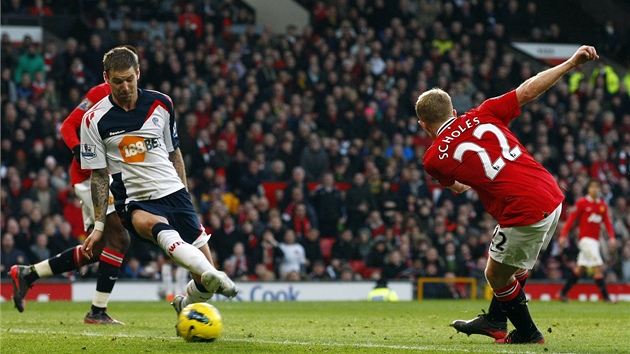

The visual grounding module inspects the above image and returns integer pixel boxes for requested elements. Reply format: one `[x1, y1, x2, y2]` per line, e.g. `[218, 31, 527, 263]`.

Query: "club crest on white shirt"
[81, 143, 97, 159]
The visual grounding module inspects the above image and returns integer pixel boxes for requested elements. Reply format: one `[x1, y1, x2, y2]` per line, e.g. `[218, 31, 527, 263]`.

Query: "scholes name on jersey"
[437, 117, 481, 158]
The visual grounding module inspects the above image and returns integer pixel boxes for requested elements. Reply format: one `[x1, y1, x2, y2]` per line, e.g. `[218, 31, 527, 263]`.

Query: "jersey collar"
[436, 117, 456, 136]
[586, 195, 600, 203]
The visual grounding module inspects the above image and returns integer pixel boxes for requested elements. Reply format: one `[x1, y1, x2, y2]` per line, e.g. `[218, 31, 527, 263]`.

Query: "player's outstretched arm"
[516, 45, 599, 106]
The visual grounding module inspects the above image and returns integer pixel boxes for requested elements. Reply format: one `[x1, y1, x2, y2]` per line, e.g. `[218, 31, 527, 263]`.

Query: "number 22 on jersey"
[453, 124, 522, 180]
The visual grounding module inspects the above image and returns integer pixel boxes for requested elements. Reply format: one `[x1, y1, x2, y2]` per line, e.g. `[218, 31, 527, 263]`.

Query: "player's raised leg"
[124, 207, 237, 314]
[11, 244, 93, 313]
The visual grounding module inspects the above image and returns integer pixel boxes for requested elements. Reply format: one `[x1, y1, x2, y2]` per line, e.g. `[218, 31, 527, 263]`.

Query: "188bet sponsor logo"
[118, 136, 161, 162]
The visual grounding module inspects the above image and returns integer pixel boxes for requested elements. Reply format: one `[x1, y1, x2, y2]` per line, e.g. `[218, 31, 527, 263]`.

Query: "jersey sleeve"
[80, 111, 108, 170]
[602, 205, 615, 239]
[479, 90, 521, 126]
[424, 161, 455, 188]
[162, 94, 179, 152]
[60, 106, 84, 150]
[61, 85, 110, 149]
[560, 200, 583, 238]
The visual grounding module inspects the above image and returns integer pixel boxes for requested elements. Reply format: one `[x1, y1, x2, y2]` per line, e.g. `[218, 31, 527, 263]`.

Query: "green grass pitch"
[1, 300, 627, 353]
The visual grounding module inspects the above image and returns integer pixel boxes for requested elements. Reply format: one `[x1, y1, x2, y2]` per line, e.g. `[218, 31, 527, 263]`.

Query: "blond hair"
[102, 47, 139, 74]
[415, 88, 453, 127]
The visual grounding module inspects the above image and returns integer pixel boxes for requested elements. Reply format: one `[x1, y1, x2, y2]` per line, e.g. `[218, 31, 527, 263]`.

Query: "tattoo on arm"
[91, 168, 110, 224]
[169, 148, 188, 190]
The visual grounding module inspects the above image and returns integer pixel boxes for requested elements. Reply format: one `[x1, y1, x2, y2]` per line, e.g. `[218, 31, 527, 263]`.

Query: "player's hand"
[73, 145, 81, 164]
[569, 45, 599, 67]
[608, 238, 617, 250]
[81, 230, 103, 259]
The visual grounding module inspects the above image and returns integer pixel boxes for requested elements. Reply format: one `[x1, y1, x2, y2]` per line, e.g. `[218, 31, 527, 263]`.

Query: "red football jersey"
[60, 83, 111, 185]
[560, 196, 615, 241]
[423, 90, 564, 227]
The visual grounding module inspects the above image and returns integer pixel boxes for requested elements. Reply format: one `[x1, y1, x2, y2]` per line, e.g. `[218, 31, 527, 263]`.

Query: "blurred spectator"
[595, 19, 622, 61]
[288, 202, 315, 239]
[300, 228, 323, 271]
[48, 221, 78, 256]
[123, 257, 152, 279]
[1, 232, 30, 277]
[366, 237, 388, 268]
[381, 249, 407, 280]
[28, 232, 49, 263]
[226, 241, 249, 277]
[339, 264, 359, 281]
[311, 174, 345, 240]
[300, 134, 329, 182]
[278, 229, 306, 279]
[13, 43, 45, 84]
[28, 0, 53, 16]
[210, 215, 240, 266]
[280, 166, 310, 211]
[1, 67, 18, 104]
[308, 259, 331, 281]
[331, 229, 359, 262]
[29, 169, 60, 216]
[345, 173, 377, 232]
[620, 241, 630, 282]
[3, 0, 28, 14]
[248, 229, 281, 276]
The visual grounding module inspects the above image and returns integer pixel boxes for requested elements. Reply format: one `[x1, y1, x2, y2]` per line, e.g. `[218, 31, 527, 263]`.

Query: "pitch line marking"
[6, 328, 571, 354]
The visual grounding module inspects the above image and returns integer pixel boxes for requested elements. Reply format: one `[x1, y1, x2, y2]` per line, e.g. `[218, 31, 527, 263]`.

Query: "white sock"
[182, 280, 214, 307]
[175, 266, 189, 295]
[156, 229, 214, 276]
[33, 260, 53, 278]
[92, 291, 111, 308]
[162, 263, 173, 297]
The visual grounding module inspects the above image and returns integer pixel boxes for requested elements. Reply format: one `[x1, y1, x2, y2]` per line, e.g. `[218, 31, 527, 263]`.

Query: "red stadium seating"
[319, 237, 336, 262]
[349, 260, 366, 274]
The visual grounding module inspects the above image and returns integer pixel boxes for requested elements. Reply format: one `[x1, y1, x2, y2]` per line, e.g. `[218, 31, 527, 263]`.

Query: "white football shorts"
[74, 177, 116, 231]
[576, 237, 604, 268]
[489, 203, 562, 269]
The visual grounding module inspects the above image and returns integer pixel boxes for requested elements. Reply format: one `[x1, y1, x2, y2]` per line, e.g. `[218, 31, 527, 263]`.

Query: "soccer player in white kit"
[80, 47, 237, 312]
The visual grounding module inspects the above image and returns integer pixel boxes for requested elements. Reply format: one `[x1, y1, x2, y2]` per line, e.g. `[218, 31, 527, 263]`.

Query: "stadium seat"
[349, 260, 366, 274]
[319, 237, 336, 262]
[361, 267, 381, 279]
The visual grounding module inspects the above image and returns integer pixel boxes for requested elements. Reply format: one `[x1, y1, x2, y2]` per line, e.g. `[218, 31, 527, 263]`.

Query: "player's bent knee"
[484, 267, 510, 290]
[107, 230, 131, 253]
[105, 214, 131, 253]
[130, 209, 168, 239]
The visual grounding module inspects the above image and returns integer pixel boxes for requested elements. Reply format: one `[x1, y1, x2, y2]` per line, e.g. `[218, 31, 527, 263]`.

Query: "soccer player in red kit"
[10, 83, 131, 324]
[558, 179, 616, 302]
[416, 45, 599, 344]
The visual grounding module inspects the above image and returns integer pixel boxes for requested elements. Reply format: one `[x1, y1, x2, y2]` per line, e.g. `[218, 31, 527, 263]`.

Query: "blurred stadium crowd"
[2, 0, 630, 293]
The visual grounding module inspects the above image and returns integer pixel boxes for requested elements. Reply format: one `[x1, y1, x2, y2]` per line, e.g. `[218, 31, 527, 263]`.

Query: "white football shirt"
[80, 89, 185, 208]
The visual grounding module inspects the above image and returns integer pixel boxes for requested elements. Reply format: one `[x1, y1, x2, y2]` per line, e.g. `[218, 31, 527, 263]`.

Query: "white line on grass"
[6, 328, 570, 354]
